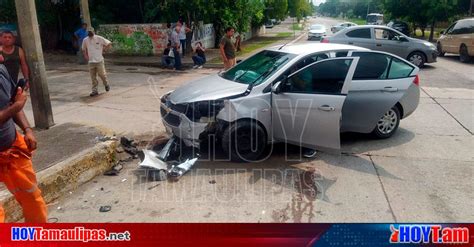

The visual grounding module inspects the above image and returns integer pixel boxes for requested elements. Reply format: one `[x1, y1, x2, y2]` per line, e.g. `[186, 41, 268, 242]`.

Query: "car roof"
[266, 43, 369, 55]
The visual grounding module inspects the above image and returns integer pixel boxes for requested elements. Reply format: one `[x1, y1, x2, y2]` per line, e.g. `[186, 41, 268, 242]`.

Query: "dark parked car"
[387, 20, 410, 36]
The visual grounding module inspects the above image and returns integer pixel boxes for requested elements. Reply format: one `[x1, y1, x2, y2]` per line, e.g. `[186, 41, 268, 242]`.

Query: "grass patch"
[290, 23, 304, 31]
[347, 18, 366, 25]
[276, 32, 293, 38]
[414, 29, 441, 40]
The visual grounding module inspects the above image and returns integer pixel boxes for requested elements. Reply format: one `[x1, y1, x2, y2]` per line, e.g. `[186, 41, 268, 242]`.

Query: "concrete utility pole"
[80, 0, 92, 27]
[15, 0, 54, 129]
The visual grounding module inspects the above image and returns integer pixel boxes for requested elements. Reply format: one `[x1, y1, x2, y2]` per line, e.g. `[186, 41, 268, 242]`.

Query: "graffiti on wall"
[99, 23, 215, 56]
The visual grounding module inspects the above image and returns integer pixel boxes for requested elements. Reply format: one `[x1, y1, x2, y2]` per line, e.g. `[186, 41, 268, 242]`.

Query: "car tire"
[221, 120, 267, 163]
[437, 43, 445, 57]
[459, 44, 472, 63]
[408, 51, 426, 67]
[372, 106, 401, 139]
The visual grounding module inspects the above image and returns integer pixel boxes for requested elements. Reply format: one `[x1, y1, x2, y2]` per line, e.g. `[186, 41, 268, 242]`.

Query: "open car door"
[271, 57, 359, 153]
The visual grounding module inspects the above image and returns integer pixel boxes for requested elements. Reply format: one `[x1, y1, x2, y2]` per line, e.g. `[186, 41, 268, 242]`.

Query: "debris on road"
[99, 206, 112, 213]
[95, 135, 118, 142]
[136, 136, 200, 181]
[120, 137, 139, 157]
[209, 180, 216, 184]
[104, 162, 123, 176]
[121, 178, 127, 183]
[168, 158, 198, 180]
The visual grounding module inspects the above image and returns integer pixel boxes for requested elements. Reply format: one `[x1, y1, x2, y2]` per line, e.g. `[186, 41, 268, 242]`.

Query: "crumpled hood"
[169, 74, 249, 104]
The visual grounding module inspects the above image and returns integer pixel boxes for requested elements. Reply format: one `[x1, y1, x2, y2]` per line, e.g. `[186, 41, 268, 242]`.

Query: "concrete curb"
[0, 140, 118, 222]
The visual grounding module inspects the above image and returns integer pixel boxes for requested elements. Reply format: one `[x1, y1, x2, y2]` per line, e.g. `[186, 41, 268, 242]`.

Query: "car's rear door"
[343, 27, 374, 49]
[341, 51, 419, 133]
[271, 57, 359, 152]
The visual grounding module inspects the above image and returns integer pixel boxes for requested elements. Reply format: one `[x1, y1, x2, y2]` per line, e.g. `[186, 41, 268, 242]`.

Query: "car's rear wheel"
[408, 51, 426, 67]
[372, 107, 401, 139]
[459, 44, 472, 63]
[221, 120, 267, 163]
[437, 43, 445, 57]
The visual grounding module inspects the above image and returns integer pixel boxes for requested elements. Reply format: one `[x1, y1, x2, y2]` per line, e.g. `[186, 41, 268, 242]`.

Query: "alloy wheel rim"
[377, 109, 398, 134]
[410, 54, 423, 66]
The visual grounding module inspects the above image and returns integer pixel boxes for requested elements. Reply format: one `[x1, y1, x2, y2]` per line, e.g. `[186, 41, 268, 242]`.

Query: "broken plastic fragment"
[99, 206, 112, 213]
[168, 158, 198, 179]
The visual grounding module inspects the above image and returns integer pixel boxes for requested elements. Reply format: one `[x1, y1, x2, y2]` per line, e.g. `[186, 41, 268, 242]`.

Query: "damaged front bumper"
[160, 94, 222, 148]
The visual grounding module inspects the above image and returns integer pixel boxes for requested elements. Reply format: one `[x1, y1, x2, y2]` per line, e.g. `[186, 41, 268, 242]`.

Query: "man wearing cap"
[82, 27, 112, 97]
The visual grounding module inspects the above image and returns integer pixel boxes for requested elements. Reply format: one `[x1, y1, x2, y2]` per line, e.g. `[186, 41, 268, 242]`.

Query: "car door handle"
[376, 44, 382, 47]
[382, 87, 398, 92]
[318, 105, 335, 111]
[348, 42, 354, 45]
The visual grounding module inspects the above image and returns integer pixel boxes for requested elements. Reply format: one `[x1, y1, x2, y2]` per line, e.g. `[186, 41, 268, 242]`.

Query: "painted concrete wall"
[98, 23, 215, 56]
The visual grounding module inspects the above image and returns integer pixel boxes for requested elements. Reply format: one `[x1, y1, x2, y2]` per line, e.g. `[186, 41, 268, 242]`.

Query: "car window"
[286, 59, 353, 94]
[388, 57, 414, 79]
[375, 28, 399, 40]
[352, 52, 391, 80]
[445, 22, 456, 34]
[452, 19, 474, 35]
[346, 28, 371, 39]
[221, 50, 296, 85]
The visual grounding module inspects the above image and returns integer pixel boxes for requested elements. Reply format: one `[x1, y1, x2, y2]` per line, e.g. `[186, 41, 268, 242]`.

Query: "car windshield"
[221, 50, 296, 85]
[311, 25, 324, 30]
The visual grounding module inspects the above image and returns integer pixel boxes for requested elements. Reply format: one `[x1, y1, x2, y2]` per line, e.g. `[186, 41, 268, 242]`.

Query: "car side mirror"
[272, 81, 282, 94]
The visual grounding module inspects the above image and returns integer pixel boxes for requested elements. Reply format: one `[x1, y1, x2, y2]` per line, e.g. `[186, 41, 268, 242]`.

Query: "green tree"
[265, 0, 288, 21]
[288, 0, 311, 22]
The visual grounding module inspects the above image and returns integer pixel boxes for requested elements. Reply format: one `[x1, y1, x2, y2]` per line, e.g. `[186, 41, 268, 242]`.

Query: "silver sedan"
[160, 44, 420, 162]
[323, 25, 438, 67]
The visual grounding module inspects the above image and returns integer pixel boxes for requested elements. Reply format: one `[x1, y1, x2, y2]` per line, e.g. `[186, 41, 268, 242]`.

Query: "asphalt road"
[41, 18, 473, 223]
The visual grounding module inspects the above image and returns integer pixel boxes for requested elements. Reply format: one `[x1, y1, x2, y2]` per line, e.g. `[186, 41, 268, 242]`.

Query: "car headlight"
[423, 42, 436, 49]
[187, 100, 225, 122]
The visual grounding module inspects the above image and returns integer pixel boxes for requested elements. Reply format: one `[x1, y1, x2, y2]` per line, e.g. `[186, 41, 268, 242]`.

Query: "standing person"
[192, 42, 206, 69]
[177, 17, 191, 57]
[82, 27, 112, 97]
[170, 25, 183, 70]
[74, 23, 88, 64]
[220, 27, 237, 70]
[0, 31, 30, 85]
[0, 65, 47, 223]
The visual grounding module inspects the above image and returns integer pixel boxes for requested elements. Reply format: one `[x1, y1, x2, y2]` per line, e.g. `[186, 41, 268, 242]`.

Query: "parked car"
[322, 25, 438, 67]
[437, 18, 474, 63]
[367, 13, 384, 25]
[331, 22, 357, 33]
[308, 24, 327, 40]
[387, 20, 410, 36]
[265, 21, 274, 29]
[160, 43, 420, 162]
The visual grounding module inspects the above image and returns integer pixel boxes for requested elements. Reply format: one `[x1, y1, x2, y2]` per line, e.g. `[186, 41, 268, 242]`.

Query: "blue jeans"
[180, 39, 186, 56]
[173, 48, 182, 69]
[161, 56, 174, 68]
[192, 55, 206, 66]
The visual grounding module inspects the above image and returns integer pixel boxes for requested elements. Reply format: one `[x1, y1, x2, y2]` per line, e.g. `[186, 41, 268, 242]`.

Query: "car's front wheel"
[372, 107, 401, 139]
[408, 51, 426, 67]
[221, 120, 267, 162]
[459, 44, 472, 63]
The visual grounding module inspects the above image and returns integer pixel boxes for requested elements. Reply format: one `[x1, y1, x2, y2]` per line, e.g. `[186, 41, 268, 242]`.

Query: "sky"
[312, 0, 326, 6]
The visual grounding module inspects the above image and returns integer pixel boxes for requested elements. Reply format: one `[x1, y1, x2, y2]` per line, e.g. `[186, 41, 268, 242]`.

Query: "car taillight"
[321, 38, 329, 43]
[413, 75, 420, 86]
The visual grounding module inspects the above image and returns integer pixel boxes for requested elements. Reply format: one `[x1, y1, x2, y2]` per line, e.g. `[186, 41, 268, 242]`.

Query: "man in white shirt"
[82, 27, 112, 97]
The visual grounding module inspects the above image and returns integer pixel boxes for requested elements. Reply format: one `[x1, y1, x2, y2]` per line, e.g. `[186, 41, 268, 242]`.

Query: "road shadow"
[440, 54, 474, 64]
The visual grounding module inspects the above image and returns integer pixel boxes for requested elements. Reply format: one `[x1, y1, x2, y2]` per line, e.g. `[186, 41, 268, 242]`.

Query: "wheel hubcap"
[377, 109, 398, 134]
[410, 54, 423, 66]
